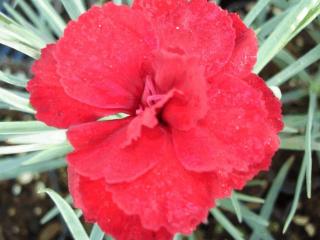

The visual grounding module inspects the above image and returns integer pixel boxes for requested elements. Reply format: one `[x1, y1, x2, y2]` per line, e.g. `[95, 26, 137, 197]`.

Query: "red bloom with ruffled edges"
[27, 0, 283, 239]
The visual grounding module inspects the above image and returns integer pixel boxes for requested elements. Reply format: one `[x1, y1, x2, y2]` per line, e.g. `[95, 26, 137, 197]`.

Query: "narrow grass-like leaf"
[267, 44, 320, 86]
[16, 0, 39, 26]
[0, 144, 56, 155]
[261, 158, 294, 219]
[292, 3, 320, 39]
[0, 158, 66, 180]
[22, 144, 72, 165]
[0, 39, 39, 58]
[273, 49, 313, 82]
[282, 89, 308, 104]
[244, 0, 272, 26]
[16, 0, 55, 42]
[211, 208, 244, 240]
[0, 71, 28, 87]
[305, 89, 317, 198]
[0, 87, 34, 113]
[89, 224, 105, 240]
[307, 26, 320, 43]
[7, 130, 67, 145]
[40, 189, 89, 240]
[0, 153, 35, 174]
[219, 200, 269, 227]
[256, 10, 286, 40]
[0, 16, 46, 49]
[61, 0, 85, 20]
[0, 12, 15, 24]
[230, 191, 242, 222]
[250, 157, 294, 240]
[3, 2, 31, 28]
[235, 193, 265, 204]
[246, 219, 275, 240]
[272, 0, 289, 9]
[112, 0, 123, 5]
[282, 157, 307, 233]
[254, 0, 320, 73]
[31, 0, 66, 36]
[0, 121, 55, 134]
[41, 194, 73, 224]
[280, 135, 320, 151]
[282, 125, 299, 134]
[283, 114, 317, 129]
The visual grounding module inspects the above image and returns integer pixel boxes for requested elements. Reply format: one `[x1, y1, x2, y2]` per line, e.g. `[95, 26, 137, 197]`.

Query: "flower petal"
[68, 168, 172, 240]
[244, 74, 283, 132]
[67, 119, 166, 183]
[133, 0, 235, 76]
[219, 13, 258, 78]
[27, 45, 113, 128]
[133, 0, 195, 17]
[107, 136, 216, 234]
[55, 3, 157, 110]
[173, 74, 282, 173]
[153, 51, 208, 131]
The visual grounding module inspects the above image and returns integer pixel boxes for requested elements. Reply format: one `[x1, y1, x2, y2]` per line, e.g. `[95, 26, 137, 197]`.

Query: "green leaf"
[3, 2, 32, 28]
[211, 208, 245, 240]
[282, 89, 308, 104]
[0, 153, 35, 174]
[16, 0, 55, 42]
[0, 87, 34, 113]
[40, 189, 89, 240]
[282, 156, 307, 233]
[61, 0, 86, 20]
[0, 158, 66, 180]
[41, 195, 73, 224]
[6, 130, 67, 145]
[0, 38, 40, 58]
[0, 121, 55, 134]
[250, 157, 294, 240]
[254, 0, 320, 73]
[244, 0, 272, 26]
[267, 44, 320, 86]
[112, 0, 123, 5]
[230, 191, 242, 222]
[219, 199, 269, 227]
[31, 0, 66, 36]
[234, 193, 265, 204]
[0, 70, 28, 87]
[280, 135, 320, 151]
[305, 89, 317, 198]
[273, 49, 312, 83]
[89, 224, 105, 240]
[0, 144, 56, 155]
[22, 144, 72, 165]
[41, 196, 75, 223]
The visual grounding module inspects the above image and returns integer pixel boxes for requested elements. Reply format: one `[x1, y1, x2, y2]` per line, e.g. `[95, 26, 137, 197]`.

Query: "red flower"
[27, 0, 283, 239]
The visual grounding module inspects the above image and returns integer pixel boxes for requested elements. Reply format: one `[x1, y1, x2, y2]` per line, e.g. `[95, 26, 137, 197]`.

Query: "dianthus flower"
[27, 0, 283, 239]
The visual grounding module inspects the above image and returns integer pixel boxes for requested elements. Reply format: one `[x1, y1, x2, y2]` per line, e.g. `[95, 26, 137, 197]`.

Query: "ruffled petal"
[244, 74, 283, 132]
[133, 0, 235, 76]
[133, 0, 201, 17]
[153, 51, 208, 131]
[173, 74, 282, 173]
[55, 3, 157, 110]
[68, 168, 172, 240]
[218, 13, 258, 78]
[67, 119, 167, 183]
[107, 136, 216, 234]
[27, 45, 113, 128]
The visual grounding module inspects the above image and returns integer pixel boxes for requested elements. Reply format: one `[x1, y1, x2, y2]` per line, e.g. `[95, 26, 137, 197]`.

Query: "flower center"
[136, 76, 166, 115]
